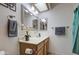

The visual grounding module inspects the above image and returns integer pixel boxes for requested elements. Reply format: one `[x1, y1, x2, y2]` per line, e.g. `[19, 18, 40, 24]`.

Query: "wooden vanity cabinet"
[43, 38, 49, 55]
[19, 37, 49, 55]
[19, 43, 37, 55]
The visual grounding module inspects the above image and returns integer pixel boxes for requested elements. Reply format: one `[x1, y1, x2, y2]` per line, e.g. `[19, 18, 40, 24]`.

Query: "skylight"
[34, 3, 48, 12]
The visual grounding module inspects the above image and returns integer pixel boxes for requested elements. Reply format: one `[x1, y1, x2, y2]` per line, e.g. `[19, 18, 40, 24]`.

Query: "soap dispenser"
[38, 33, 41, 37]
[25, 31, 29, 41]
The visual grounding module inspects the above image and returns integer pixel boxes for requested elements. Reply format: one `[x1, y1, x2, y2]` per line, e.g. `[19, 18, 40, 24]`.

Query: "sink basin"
[19, 36, 49, 44]
[29, 37, 40, 40]
[29, 37, 42, 42]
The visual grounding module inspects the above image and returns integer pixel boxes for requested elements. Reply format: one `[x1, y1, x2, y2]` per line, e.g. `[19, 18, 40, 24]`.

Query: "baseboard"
[48, 52, 56, 55]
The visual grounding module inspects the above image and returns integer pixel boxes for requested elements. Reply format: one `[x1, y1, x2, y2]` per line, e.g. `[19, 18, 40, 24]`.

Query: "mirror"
[21, 4, 48, 31]
[21, 4, 38, 31]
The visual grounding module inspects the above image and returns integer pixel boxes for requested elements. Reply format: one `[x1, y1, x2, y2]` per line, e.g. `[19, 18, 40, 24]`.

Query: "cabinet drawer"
[37, 42, 44, 51]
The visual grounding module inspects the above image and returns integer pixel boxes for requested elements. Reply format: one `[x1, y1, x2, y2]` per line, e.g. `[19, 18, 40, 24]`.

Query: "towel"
[8, 19, 17, 37]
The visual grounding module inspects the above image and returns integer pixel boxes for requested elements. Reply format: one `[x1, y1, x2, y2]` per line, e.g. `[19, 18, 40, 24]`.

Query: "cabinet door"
[44, 39, 49, 55]
[37, 47, 44, 55]
[19, 42, 37, 55]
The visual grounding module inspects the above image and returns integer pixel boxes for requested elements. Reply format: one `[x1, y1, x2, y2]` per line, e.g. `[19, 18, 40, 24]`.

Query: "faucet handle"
[38, 33, 41, 37]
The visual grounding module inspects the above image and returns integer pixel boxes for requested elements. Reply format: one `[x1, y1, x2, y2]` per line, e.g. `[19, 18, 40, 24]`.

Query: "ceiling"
[48, 3, 59, 9]
[32, 3, 59, 12]
[22, 3, 59, 16]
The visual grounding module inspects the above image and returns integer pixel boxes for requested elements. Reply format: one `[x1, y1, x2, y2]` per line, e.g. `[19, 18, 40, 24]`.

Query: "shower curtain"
[72, 6, 79, 54]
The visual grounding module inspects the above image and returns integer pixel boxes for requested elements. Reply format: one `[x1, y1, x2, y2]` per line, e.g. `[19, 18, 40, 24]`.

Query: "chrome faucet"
[38, 33, 41, 37]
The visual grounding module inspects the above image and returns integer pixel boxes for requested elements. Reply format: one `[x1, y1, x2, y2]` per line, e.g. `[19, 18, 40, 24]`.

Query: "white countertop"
[19, 36, 49, 45]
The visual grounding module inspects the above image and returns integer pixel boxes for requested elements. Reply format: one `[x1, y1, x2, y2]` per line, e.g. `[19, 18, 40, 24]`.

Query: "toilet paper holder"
[25, 48, 33, 55]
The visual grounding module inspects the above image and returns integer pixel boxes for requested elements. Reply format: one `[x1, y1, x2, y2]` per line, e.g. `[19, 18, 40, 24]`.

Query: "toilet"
[0, 51, 5, 55]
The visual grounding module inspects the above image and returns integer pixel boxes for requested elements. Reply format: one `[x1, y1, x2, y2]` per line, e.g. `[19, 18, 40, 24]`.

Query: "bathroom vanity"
[19, 36, 49, 55]
[19, 5, 49, 55]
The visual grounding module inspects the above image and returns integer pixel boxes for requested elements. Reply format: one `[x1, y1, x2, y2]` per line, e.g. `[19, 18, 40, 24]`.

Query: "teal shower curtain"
[72, 6, 79, 54]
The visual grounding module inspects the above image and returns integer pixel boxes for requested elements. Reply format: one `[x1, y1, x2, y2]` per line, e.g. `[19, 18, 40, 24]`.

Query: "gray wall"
[0, 3, 21, 55]
[23, 3, 78, 54]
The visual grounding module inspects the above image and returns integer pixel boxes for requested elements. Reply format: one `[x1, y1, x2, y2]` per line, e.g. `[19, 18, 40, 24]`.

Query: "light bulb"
[33, 10, 39, 15]
[31, 6, 35, 11]
[25, 10, 28, 13]
[30, 13, 33, 15]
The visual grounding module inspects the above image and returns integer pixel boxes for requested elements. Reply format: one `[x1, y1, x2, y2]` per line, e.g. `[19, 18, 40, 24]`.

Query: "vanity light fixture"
[24, 8, 29, 13]
[30, 13, 33, 16]
[31, 6, 35, 11]
[33, 10, 39, 15]
[31, 6, 39, 15]
[23, 4, 39, 17]
[25, 9, 29, 13]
